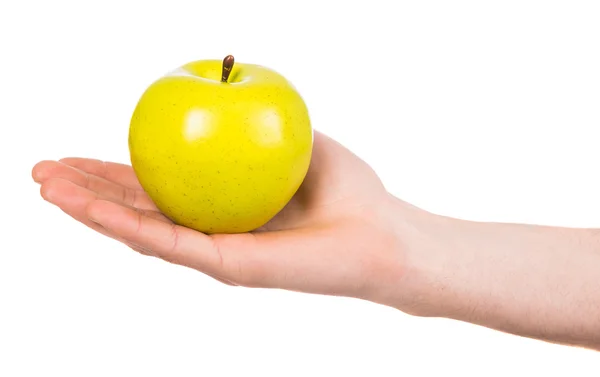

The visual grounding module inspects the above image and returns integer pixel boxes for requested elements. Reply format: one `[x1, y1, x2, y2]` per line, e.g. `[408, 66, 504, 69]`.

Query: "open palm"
[32, 131, 406, 305]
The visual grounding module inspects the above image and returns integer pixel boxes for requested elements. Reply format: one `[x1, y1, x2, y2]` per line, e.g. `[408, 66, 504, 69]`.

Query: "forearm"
[398, 204, 600, 349]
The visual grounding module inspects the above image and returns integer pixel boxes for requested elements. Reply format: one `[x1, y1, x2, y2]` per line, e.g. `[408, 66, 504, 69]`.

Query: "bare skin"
[32, 131, 600, 351]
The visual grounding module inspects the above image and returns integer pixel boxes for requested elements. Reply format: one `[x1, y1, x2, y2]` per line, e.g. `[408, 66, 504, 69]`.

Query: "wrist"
[378, 195, 600, 349]
[370, 194, 460, 317]
[376, 194, 495, 319]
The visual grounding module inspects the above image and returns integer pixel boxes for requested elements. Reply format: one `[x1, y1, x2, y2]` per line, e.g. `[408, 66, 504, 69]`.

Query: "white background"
[1, 0, 599, 375]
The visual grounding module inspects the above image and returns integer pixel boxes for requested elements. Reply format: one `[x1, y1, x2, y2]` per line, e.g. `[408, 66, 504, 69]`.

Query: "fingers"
[33, 160, 157, 211]
[58, 157, 143, 190]
[40, 177, 115, 239]
[86, 200, 256, 285]
[40, 177, 236, 285]
[87, 200, 227, 273]
[85, 198, 357, 293]
[40, 176, 165, 234]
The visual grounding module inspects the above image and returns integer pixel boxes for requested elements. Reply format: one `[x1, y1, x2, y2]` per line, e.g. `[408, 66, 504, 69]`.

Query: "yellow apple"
[129, 55, 313, 234]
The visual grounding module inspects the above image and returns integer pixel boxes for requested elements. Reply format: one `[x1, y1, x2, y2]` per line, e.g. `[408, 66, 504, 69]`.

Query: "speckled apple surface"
[128, 58, 313, 234]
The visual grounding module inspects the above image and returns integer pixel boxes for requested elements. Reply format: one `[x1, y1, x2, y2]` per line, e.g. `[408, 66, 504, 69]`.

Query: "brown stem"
[221, 55, 235, 83]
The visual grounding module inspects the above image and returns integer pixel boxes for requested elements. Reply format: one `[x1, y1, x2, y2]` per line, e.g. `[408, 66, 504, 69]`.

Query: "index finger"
[59, 158, 143, 190]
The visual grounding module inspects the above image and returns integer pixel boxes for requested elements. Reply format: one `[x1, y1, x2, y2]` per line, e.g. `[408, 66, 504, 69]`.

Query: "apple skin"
[128, 58, 313, 234]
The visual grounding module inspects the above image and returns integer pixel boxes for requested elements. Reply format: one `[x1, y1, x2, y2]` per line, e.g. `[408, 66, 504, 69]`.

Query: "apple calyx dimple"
[221, 55, 235, 83]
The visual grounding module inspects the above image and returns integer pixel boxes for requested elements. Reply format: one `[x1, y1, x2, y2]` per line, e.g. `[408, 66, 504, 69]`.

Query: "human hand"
[32, 129, 600, 350]
[32, 131, 430, 312]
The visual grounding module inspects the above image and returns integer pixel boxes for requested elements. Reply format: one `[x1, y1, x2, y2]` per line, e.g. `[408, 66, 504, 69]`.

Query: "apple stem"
[221, 55, 235, 83]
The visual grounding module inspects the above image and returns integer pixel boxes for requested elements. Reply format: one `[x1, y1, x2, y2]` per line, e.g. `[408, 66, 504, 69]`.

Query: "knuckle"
[156, 224, 184, 264]
[229, 256, 267, 288]
[211, 234, 264, 287]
